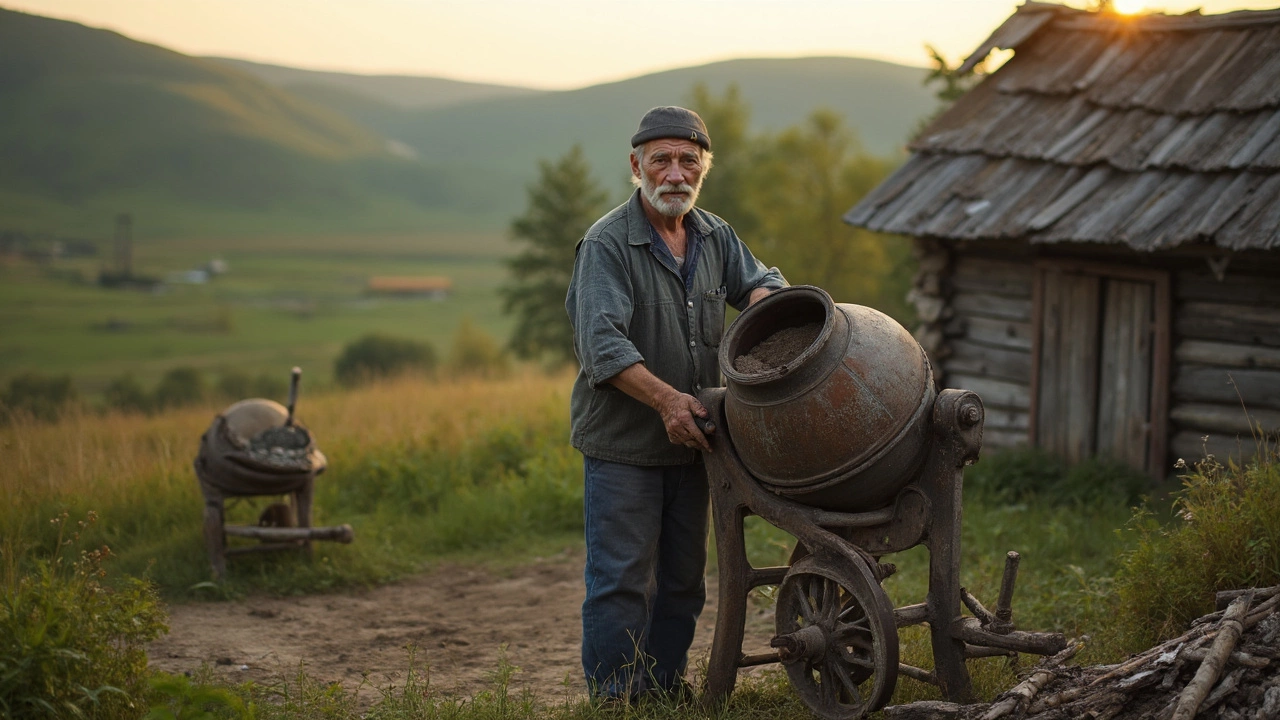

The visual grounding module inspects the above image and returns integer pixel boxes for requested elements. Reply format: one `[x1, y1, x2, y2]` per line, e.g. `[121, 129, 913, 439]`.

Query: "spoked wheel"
[773, 554, 898, 720]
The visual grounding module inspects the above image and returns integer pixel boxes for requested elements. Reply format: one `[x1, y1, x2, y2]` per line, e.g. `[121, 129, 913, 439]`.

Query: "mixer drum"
[719, 285, 935, 512]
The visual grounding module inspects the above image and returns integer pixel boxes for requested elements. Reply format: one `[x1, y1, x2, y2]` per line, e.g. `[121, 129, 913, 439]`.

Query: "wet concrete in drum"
[733, 323, 822, 374]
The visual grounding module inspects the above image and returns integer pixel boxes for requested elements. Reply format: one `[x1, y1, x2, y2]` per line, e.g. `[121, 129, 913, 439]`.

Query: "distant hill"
[0, 8, 494, 236]
[248, 57, 937, 214]
[210, 57, 545, 110]
[0, 6, 938, 237]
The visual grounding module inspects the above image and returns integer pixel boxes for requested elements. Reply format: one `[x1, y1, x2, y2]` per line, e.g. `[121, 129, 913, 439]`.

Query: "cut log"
[1216, 584, 1280, 610]
[1175, 270, 1280, 306]
[1175, 339, 1280, 370]
[947, 340, 1032, 384]
[1170, 402, 1280, 435]
[952, 258, 1034, 299]
[945, 373, 1031, 411]
[1170, 430, 1264, 467]
[1176, 301, 1280, 347]
[1172, 366, 1280, 411]
[979, 637, 1085, 720]
[944, 316, 1034, 351]
[1170, 592, 1252, 720]
[953, 290, 1033, 322]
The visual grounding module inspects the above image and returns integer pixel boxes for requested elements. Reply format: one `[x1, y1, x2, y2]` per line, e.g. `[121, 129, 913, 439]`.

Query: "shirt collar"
[625, 188, 712, 246]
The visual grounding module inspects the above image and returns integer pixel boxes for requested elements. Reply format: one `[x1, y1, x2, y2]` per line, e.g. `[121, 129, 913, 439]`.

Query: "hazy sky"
[7, 0, 1277, 89]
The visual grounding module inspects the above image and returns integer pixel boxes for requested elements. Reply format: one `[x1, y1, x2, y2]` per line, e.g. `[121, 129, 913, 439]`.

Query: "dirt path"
[148, 547, 778, 704]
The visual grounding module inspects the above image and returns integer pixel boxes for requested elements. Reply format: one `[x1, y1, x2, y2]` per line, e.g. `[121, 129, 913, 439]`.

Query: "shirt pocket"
[700, 286, 728, 348]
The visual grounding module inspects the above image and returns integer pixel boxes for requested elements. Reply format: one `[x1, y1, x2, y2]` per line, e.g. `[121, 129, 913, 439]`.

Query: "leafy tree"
[688, 82, 759, 238]
[446, 317, 510, 379]
[747, 110, 905, 314]
[334, 333, 436, 386]
[151, 367, 207, 410]
[501, 144, 609, 364]
[103, 374, 150, 414]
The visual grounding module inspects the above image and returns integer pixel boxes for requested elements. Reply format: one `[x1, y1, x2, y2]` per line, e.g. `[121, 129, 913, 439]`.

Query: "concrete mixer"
[698, 286, 1066, 720]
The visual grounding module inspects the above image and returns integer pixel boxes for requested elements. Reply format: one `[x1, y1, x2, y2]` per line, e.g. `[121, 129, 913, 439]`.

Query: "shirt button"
[695, 383, 702, 391]
[687, 301, 693, 308]
[690, 340, 696, 346]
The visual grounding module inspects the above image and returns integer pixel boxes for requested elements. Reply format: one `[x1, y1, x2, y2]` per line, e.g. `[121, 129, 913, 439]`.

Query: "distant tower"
[114, 213, 133, 278]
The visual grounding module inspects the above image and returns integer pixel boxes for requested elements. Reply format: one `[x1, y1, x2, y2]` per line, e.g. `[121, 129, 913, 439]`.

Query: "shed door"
[1032, 264, 1168, 474]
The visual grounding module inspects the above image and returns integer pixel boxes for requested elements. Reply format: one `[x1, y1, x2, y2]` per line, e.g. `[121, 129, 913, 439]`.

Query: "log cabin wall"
[1168, 253, 1280, 465]
[916, 241, 1280, 473]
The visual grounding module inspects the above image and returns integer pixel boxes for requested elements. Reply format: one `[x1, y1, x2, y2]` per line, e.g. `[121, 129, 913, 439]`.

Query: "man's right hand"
[654, 388, 713, 453]
[606, 363, 713, 453]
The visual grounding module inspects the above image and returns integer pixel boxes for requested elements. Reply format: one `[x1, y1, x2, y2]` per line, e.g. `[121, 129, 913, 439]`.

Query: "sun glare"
[1113, 0, 1149, 14]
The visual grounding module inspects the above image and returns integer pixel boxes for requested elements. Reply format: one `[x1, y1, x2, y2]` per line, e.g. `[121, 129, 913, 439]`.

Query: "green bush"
[446, 317, 510, 379]
[103, 374, 151, 415]
[152, 367, 208, 410]
[1, 372, 78, 422]
[333, 333, 436, 386]
[215, 369, 288, 403]
[1113, 446, 1280, 645]
[1, 512, 168, 719]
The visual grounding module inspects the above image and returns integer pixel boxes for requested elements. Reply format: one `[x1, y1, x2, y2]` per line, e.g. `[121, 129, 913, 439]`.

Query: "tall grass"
[1112, 444, 1280, 646]
[1, 371, 582, 599]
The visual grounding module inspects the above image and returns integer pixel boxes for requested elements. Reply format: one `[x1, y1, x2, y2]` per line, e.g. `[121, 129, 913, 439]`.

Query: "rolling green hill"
[0, 6, 938, 237]
[0, 7, 496, 237]
[233, 56, 938, 216]
[210, 57, 545, 110]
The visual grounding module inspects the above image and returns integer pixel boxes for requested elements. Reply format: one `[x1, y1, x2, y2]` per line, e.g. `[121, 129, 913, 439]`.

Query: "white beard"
[640, 173, 702, 218]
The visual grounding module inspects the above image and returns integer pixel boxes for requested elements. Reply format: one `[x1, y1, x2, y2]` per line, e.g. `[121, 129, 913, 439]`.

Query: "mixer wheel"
[774, 554, 898, 720]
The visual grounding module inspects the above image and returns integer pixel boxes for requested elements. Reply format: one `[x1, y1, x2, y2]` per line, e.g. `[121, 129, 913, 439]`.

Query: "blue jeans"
[581, 455, 710, 698]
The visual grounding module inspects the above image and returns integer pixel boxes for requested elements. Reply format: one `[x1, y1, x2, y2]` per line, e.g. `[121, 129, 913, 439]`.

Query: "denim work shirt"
[566, 189, 787, 466]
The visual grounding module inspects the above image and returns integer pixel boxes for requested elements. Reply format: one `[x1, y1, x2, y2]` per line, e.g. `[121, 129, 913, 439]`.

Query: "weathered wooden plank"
[945, 315, 1034, 352]
[946, 373, 1030, 411]
[1172, 366, 1280, 410]
[1170, 402, 1280, 435]
[1175, 339, 1280, 369]
[982, 408, 1031, 433]
[1175, 270, 1280, 305]
[1037, 272, 1102, 463]
[1176, 301, 1280, 347]
[1170, 430, 1269, 468]
[947, 339, 1032, 384]
[951, 258, 1034, 298]
[952, 291, 1033, 322]
[981, 428, 1030, 450]
[1095, 280, 1154, 470]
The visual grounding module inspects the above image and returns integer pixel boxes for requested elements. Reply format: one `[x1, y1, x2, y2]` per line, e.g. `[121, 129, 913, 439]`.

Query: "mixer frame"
[699, 386, 1067, 720]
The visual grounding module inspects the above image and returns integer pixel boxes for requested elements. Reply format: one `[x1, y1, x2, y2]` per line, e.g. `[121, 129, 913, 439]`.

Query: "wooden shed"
[845, 2, 1280, 478]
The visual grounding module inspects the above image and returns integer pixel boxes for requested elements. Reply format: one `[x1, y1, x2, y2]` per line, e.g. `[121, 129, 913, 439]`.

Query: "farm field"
[0, 230, 516, 394]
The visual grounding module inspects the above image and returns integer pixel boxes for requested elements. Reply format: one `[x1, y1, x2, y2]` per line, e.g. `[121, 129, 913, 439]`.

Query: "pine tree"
[501, 145, 610, 364]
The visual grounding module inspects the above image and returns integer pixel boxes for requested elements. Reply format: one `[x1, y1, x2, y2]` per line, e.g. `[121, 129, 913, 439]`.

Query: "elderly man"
[565, 106, 787, 701]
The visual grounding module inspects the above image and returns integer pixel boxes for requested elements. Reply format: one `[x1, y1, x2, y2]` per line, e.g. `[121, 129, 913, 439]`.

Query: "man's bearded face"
[633, 139, 707, 218]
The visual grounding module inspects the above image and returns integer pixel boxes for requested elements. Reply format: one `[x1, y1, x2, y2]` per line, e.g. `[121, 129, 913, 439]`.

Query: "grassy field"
[6, 369, 1278, 719]
[0, 230, 516, 395]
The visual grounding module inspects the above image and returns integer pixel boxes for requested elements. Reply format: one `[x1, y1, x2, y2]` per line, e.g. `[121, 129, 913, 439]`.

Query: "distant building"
[366, 276, 452, 299]
[846, 3, 1280, 477]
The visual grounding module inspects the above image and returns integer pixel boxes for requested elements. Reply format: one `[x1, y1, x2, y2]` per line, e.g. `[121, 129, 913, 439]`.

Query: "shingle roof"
[845, 1, 1280, 251]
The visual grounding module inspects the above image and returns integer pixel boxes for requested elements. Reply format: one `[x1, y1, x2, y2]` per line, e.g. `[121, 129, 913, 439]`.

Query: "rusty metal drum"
[719, 285, 935, 512]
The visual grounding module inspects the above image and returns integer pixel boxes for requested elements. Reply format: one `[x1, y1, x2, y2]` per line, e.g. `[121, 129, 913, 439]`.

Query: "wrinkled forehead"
[640, 138, 703, 159]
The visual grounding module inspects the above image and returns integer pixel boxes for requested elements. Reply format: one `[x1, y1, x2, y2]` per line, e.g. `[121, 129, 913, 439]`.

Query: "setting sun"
[1114, 0, 1150, 13]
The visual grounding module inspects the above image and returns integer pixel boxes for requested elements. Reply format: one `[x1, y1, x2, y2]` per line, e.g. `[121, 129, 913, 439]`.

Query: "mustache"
[656, 183, 695, 195]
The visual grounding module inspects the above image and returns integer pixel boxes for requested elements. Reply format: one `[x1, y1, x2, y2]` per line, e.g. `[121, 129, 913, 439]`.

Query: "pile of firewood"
[886, 585, 1280, 720]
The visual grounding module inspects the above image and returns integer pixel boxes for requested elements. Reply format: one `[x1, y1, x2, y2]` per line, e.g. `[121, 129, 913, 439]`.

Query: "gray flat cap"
[630, 106, 711, 150]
